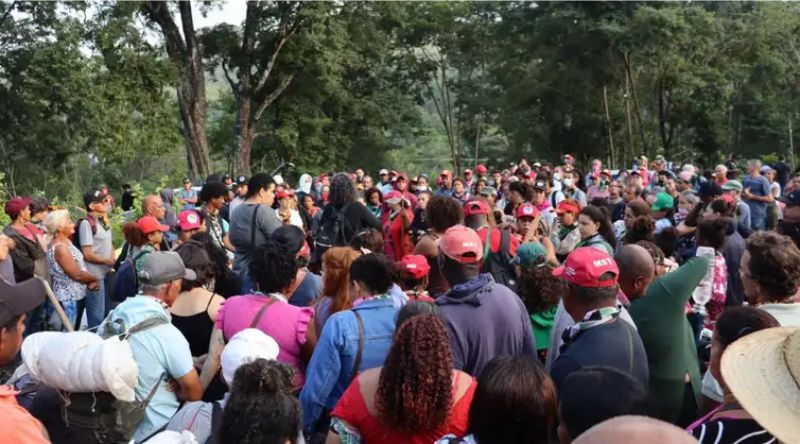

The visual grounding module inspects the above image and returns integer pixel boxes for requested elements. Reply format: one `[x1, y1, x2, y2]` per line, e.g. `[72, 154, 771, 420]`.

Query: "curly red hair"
[376, 314, 454, 434]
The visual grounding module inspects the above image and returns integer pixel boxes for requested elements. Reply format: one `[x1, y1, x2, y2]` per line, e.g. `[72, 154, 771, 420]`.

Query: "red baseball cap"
[4, 196, 31, 219]
[398, 254, 431, 280]
[556, 200, 580, 215]
[439, 225, 483, 264]
[553, 247, 619, 288]
[137, 216, 170, 235]
[464, 168, 473, 176]
[476, 164, 488, 175]
[177, 210, 202, 231]
[276, 189, 294, 199]
[440, 169, 452, 178]
[384, 190, 405, 205]
[516, 203, 539, 219]
[464, 200, 490, 217]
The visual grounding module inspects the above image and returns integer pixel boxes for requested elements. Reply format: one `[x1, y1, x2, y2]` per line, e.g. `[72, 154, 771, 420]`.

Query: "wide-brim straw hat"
[722, 327, 800, 444]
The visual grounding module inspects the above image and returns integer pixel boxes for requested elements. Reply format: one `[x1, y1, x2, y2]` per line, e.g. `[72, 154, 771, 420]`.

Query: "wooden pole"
[790, 112, 795, 168]
[38, 278, 74, 332]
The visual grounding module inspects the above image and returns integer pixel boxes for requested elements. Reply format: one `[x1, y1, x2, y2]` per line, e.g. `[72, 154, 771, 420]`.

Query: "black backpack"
[111, 250, 150, 302]
[482, 228, 518, 292]
[72, 215, 97, 251]
[313, 203, 353, 254]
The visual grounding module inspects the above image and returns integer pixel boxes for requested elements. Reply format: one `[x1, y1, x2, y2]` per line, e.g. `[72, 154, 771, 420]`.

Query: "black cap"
[83, 189, 105, 207]
[784, 189, 800, 206]
[0, 278, 46, 326]
[236, 175, 248, 186]
[697, 181, 723, 198]
[533, 181, 546, 190]
[223, 174, 232, 181]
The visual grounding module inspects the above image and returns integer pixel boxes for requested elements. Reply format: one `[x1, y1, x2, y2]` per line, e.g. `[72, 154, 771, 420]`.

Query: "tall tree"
[141, 1, 211, 180]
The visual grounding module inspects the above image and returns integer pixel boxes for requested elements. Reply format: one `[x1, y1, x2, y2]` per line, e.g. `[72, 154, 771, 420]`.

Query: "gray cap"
[0, 278, 46, 326]
[138, 252, 196, 286]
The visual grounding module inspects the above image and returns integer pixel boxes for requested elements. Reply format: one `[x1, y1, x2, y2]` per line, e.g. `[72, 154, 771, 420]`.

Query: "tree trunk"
[235, 94, 255, 175]
[603, 85, 615, 169]
[143, 1, 211, 181]
[624, 52, 648, 158]
[624, 76, 635, 162]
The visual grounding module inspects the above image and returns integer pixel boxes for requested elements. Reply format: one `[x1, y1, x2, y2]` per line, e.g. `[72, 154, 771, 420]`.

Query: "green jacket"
[628, 256, 709, 424]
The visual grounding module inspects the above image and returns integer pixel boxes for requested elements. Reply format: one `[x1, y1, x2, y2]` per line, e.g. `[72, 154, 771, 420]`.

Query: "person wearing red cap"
[3, 196, 46, 285]
[463, 168, 474, 190]
[475, 164, 488, 177]
[464, 200, 520, 291]
[122, 216, 170, 274]
[277, 189, 303, 228]
[549, 247, 649, 390]
[173, 209, 206, 249]
[435, 225, 536, 376]
[394, 173, 419, 210]
[382, 191, 414, 262]
[552, 199, 582, 260]
[397, 254, 434, 302]
[515, 202, 541, 242]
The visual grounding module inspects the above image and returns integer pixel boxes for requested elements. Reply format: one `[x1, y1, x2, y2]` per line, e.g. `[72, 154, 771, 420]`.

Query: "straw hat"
[721, 327, 800, 444]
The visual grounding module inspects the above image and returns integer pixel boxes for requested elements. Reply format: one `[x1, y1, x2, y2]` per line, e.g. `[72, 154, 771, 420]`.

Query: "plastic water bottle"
[692, 246, 716, 316]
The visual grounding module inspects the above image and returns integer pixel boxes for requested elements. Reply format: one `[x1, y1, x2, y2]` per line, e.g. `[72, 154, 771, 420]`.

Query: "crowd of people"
[1, 153, 800, 443]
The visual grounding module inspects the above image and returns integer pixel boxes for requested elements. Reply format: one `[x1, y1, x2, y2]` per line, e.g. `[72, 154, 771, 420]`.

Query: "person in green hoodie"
[624, 244, 710, 427]
[515, 241, 564, 364]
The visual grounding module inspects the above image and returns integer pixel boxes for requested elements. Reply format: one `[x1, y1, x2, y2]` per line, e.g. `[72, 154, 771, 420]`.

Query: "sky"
[192, 1, 247, 29]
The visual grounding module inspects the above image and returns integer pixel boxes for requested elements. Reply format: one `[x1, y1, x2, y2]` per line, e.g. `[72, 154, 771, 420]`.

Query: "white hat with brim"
[721, 326, 800, 444]
[220, 328, 280, 386]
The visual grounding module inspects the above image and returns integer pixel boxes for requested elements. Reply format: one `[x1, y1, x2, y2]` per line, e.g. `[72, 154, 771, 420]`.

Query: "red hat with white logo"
[553, 247, 619, 288]
[439, 225, 483, 264]
[178, 210, 202, 231]
[464, 200, 490, 217]
[516, 203, 539, 219]
[398, 254, 431, 280]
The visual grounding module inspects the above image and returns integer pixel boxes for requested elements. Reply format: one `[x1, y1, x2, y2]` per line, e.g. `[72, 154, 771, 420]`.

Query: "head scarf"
[298, 173, 313, 195]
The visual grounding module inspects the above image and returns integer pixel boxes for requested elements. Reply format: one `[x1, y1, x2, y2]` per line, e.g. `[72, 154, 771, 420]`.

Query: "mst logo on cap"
[553, 247, 618, 288]
[439, 225, 484, 264]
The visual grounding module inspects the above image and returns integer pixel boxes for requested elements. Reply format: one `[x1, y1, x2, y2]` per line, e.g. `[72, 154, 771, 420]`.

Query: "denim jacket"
[300, 298, 398, 432]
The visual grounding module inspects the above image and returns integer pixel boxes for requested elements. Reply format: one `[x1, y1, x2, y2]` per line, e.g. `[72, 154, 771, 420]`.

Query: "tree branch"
[253, 24, 296, 95]
[221, 61, 238, 96]
[253, 74, 295, 122]
[142, 1, 188, 61]
[0, 0, 17, 27]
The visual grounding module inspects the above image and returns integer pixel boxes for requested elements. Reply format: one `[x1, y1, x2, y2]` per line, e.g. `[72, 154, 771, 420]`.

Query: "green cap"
[479, 186, 497, 197]
[651, 192, 675, 212]
[513, 242, 548, 268]
[722, 180, 743, 192]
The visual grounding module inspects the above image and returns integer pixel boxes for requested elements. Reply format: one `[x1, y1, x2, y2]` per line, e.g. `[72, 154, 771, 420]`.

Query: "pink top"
[216, 294, 313, 385]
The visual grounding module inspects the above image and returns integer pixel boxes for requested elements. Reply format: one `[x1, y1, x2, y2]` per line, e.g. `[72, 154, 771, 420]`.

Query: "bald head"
[574, 416, 697, 444]
[142, 194, 165, 219]
[614, 245, 655, 300]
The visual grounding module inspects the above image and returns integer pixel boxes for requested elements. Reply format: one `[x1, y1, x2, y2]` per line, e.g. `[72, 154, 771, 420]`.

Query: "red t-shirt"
[331, 372, 476, 444]
[476, 226, 519, 257]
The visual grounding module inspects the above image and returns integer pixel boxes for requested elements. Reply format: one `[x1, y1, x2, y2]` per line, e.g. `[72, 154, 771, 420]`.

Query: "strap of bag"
[249, 205, 261, 248]
[499, 228, 512, 261]
[483, 227, 493, 261]
[249, 296, 278, 328]
[205, 401, 224, 444]
[350, 310, 365, 382]
[122, 316, 168, 339]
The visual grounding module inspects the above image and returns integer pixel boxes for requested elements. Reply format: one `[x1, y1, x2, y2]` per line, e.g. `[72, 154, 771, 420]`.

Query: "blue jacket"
[300, 298, 398, 432]
[436, 273, 537, 377]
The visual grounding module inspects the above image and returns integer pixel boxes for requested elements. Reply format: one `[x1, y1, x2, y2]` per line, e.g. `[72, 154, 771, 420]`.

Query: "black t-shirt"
[550, 318, 649, 390]
[121, 191, 134, 211]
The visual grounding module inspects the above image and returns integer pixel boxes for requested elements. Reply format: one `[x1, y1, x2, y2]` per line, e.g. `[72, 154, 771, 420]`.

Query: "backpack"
[53, 316, 168, 444]
[72, 215, 97, 251]
[313, 203, 353, 254]
[482, 228, 518, 292]
[111, 250, 150, 302]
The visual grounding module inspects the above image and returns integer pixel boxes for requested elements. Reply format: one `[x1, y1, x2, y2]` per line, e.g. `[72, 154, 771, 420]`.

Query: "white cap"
[379, 168, 389, 175]
[273, 174, 284, 185]
[220, 328, 280, 385]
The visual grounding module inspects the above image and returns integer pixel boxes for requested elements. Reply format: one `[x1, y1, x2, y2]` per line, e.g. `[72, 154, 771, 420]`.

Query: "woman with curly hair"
[614, 199, 649, 242]
[514, 243, 565, 364]
[321, 173, 382, 246]
[364, 187, 383, 219]
[328, 315, 476, 443]
[218, 359, 301, 444]
[200, 240, 317, 391]
[313, 247, 361, 332]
